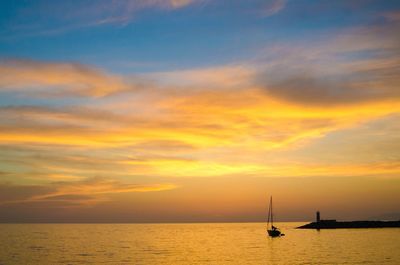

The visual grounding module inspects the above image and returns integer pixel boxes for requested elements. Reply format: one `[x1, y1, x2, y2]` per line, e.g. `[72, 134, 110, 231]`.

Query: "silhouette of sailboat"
[267, 196, 284, 237]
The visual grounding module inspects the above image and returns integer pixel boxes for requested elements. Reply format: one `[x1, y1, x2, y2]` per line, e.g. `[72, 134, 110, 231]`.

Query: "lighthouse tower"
[316, 211, 321, 222]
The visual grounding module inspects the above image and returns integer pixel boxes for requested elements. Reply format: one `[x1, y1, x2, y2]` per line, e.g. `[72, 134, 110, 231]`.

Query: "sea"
[0, 222, 399, 265]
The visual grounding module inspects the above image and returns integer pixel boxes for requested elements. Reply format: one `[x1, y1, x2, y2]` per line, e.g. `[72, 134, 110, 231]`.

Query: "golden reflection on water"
[0, 223, 399, 264]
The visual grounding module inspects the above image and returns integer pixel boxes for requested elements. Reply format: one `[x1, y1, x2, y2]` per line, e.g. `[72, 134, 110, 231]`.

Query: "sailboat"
[267, 196, 283, 237]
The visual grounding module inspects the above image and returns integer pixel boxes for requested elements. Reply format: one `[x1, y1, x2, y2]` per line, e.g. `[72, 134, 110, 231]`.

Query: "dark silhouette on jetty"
[297, 211, 400, 229]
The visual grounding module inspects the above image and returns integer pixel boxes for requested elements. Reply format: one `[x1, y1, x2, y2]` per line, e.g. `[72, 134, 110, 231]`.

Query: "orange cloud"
[0, 60, 134, 97]
[0, 178, 177, 207]
[1, 77, 399, 189]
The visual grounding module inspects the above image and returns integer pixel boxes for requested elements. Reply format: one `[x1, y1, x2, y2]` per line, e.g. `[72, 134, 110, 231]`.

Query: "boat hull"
[267, 229, 281, 237]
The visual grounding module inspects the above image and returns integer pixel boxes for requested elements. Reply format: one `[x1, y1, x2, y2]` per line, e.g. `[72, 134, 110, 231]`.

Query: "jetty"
[297, 211, 400, 229]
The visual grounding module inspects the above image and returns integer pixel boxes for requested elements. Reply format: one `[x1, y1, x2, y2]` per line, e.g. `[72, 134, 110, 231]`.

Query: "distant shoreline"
[297, 220, 400, 229]
[0, 221, 306, 224]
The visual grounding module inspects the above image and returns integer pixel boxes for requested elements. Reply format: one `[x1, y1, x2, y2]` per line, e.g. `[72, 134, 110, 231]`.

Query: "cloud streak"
[261, 0, 286, 17]
[256, 19, 399, 103]
[0, 60, 139, 97]
[1, 0, 200, 38]
[83, 0, 199, 26]
[0, 178, 177, 207]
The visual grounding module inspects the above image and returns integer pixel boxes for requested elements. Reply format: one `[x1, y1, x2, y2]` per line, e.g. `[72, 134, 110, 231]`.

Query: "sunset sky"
[0, 0, 399, 223]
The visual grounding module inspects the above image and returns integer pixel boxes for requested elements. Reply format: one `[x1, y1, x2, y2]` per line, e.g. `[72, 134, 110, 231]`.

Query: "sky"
[0, 0, 399, 223]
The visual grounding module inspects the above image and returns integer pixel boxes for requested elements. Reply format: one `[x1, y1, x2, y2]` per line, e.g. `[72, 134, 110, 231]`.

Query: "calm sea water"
[0, 222, 399, 264]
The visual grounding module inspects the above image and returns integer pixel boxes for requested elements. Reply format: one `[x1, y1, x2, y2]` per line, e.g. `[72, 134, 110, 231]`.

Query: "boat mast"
[271, 196, 273, 227]
[267, 196, 271, 228]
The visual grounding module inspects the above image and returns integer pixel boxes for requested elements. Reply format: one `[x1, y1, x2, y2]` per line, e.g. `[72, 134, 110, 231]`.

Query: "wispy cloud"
[261, 0, 286, 17]
[382, 11, 400, 22]
[0, 59, 139, 97]
[253, 16, 400, 105]
[81, 0, 199, 26]
[2, 0, 199, 37]
[0, 178, 177, 207]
